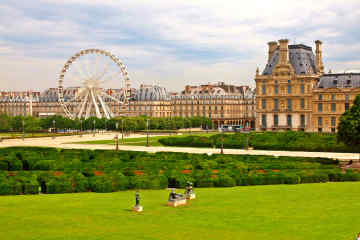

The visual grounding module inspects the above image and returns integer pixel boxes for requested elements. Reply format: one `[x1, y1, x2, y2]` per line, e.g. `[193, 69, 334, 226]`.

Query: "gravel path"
[0, 132, 358, 161]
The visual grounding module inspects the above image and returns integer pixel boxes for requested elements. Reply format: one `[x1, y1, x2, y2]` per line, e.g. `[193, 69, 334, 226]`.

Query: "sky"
[1, 0, 360, 92]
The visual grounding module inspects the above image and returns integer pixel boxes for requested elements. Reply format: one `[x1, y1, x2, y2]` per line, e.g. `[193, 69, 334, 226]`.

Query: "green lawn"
[73, 133, 216, 147]
[0, 182, 359, 240]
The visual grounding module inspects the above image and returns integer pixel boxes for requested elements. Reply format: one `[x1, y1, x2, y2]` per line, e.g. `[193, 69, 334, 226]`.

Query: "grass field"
[0, 182, 359, 240]
[73, 133, 216, 147]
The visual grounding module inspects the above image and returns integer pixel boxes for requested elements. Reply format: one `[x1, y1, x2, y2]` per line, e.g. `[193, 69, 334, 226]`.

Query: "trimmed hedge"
[0, 147, 358, 195]
[159, 131, 358, 153]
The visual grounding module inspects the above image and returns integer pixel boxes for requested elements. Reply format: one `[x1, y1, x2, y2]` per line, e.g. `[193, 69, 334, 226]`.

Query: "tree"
[337, 95, 360, 151]
[0, 114, 11, 131]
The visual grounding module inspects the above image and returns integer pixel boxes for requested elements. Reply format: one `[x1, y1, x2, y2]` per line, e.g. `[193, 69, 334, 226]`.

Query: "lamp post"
[115, 134, 119, 151]
[52, 119, 56, 139]
[22, 119, 25, 141]
[93, 119, 96, 137]
[146, 118, 150, 147]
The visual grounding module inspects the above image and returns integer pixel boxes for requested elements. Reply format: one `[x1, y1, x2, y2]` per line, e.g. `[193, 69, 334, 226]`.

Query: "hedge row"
[0, 147, 338, 175]
[1, 169, 360, 195]
[159, 131, 358, 153]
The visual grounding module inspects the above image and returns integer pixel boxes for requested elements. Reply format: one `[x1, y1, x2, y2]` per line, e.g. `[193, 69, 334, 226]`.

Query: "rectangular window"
[318, 117, 323, 126]
[261, 114, 267, 128]
[345, 103, 350, 111]
[288, 85, 292, 94]
[274, 99, 279, 110]
[319, 94, 323, 100]
[287, 115, 292, 127]
[331, 103, 336, 112]
[332, 94, 336, 101]
[262, 99, 266, 109]
[346, 94, 350, 101]
[274, 114, 278, 127]
[300, 84, 305, 94]
[301, 115, 305, 127]
[331, 117, 336, 127]
[318, 103, 323, 112]
[274, 85, 279, 95]
[262, 85, 266, 95]
[287, 99, 292, 111]
[300, 98, 305, 109]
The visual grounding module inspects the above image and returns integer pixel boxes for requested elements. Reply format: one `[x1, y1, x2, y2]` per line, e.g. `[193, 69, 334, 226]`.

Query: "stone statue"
[135, 191, 140, 206]
[185, 181, 196, 200]
[133, 191, 143, 212]
[168, 188, 187, 207]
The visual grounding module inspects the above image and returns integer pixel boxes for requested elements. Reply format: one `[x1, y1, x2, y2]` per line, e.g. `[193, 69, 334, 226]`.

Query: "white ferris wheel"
[58, 49, 131, 119]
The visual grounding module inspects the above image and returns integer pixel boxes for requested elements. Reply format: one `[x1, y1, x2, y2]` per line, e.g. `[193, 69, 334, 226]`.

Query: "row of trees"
[0, 114, 213, 132]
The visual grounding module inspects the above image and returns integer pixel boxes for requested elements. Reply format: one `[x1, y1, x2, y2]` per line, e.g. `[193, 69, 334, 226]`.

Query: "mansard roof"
[262, 44, 317, 75]
[318, 73, 360, 89]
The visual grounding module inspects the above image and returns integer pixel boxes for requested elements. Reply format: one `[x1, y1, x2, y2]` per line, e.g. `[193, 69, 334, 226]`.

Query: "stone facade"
[255, 39, 322, 131]
[0, 82, 255, 129]
[256, 39, 360, 132]
[312, 73, 360, 132]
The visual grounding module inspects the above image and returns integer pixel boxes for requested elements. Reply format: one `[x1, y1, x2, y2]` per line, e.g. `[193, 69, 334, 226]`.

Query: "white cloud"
[0, 0, 360, 92]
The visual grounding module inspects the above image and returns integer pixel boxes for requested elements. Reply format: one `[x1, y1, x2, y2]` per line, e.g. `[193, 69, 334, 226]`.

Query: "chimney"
[315, 40, 324, 74]
[278, 39, 289, 65]
[267, 41, 278, 63]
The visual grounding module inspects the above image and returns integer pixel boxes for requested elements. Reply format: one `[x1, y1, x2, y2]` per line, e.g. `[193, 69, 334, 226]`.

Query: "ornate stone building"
[256, 39, 360, 133]
[0, 82, 256, 129]
[174, 82, 256, 128]
[312, 72, 360, 132]
[255, 39, 324, 131]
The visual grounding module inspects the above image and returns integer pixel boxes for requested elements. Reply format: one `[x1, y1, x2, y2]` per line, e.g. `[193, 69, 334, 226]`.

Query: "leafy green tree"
[24, 116, 40, 134]
[337, 95, 360, 151]
[0, 114, 11, 131]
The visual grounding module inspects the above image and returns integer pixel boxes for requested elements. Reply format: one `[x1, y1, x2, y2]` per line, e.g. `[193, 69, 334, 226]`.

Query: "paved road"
[0, 132, 358, 161]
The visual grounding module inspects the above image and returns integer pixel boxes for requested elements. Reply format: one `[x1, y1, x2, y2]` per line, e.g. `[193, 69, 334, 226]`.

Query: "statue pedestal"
[168, 198, 187, 207]
[133, 205, 143, 212]
[186, 193, 196, 200]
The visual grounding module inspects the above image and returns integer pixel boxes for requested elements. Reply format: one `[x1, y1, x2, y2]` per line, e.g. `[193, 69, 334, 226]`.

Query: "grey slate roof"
[318, 73, 360, 88]
[263, 44, 317, 75]
[135, 85, 170, 101]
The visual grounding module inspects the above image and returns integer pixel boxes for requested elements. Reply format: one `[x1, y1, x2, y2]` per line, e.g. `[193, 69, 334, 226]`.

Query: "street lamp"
[22, 119, 25, 141]
[52, 119, 56, 139]
[146, 118, 150, 147]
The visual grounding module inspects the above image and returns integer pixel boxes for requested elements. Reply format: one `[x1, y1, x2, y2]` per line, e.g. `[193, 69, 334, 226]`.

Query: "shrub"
[23, 177, 39, 194]
[89, 175, 113, 193]
[33, 160, 55, 171]
[214, 174, 236, 187]
[46, 176, 73, 194]
[0, 161, 8, 170]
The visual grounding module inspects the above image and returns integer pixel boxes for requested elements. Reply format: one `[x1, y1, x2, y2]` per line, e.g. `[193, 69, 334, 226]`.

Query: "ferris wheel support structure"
[58, 49, 131, 120]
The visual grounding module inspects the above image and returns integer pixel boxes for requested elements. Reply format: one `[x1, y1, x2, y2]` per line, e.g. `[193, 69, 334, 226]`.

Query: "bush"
[214, 174, 236, 187]
[89, 175, 113, 193]
[0, 161, 8, 170]
[23, 177, 39, 194]
[33, 160, 55, 171]
[46, 176, 73, 194]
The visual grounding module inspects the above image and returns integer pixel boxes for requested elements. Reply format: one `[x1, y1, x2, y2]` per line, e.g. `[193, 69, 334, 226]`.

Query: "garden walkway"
[0, 132, 358, 161]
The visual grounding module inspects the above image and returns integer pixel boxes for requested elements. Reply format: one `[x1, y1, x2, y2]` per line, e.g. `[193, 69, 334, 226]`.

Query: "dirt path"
[0, 132, 359, 161]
